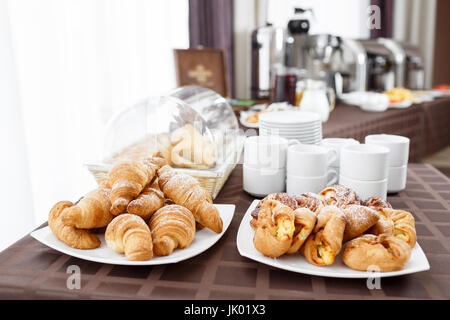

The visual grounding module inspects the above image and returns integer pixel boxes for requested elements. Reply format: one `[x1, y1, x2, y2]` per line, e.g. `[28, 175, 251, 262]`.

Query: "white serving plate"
[237, 200, 430, 278]
[259, 130, 322, 138]
[259, 126, 322, 133]
[389, 100, 413, 109]
[31, 204, 235, 266]
[259, 120, 322, 129]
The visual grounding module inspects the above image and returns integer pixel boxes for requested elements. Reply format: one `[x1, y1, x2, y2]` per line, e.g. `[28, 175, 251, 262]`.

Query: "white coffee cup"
[365, 134, 410, 167]
[388, 165, 407, 193]
[244, 135, 300, 169]
[243, 164, 286, 197]
[339, 175, 388, 200]
[287, 144, 338, 178]
[340, 144, 390, 181]
[287, 170, 338, 194]
[321, 138, 360, 167]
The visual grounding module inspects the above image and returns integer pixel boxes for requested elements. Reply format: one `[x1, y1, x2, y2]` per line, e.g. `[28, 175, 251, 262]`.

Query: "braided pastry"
[342, 234, 412, 272]
[319, 185, 361, 207]
[149, 205, 196, 256]
[253, 200, 295, 258]
[302, 206, 346, 266]
[105, 214, 153, 261]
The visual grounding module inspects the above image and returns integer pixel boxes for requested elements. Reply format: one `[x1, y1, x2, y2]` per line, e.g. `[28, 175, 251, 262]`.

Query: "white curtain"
[1, 0, 188, 250]
[393, 0, 437, 89]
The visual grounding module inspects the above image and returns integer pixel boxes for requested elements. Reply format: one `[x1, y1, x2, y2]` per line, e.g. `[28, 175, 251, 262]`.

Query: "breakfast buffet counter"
[323, 96, 450, 162]
[0, 163, 449, 300]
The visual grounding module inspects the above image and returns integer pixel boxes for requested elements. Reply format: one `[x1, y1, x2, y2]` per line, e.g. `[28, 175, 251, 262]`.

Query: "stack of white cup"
[286, 144, 339, 194]
[340, 144, 390, 200]
[320, 138, 360, 178]
[365, 134, 410, 193]
[243, 136, 300, 197]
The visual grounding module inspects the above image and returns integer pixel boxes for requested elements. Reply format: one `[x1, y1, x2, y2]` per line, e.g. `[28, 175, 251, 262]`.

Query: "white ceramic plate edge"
[31, 204, 235, 266]
[237, 200, 430, 278]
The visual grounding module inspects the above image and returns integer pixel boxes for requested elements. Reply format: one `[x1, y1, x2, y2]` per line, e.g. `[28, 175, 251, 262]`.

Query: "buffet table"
[236, 96, 450, 163]
[0, 163, 449, 300]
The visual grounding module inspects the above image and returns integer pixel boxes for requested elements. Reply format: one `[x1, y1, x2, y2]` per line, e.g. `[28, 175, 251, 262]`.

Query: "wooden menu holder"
[174, 47, 229, 97]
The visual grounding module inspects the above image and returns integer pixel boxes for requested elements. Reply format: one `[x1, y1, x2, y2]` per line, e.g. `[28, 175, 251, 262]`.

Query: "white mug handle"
[288, 139, 301, 146]
[326, 148, 338, 167]
[326, 168, 338, 186]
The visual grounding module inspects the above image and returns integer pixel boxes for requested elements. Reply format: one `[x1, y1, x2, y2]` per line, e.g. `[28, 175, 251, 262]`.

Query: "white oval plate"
[237, 200, 430, 278]
[259, 111, 320, 125]
[31, 204, 235, 265]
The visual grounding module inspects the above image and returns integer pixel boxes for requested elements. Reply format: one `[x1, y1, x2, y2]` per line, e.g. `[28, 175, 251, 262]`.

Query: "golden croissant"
[127, 182, 165, 220]
[157, 165, 223, 233]
[105, 214, 153, 261]
[170, 124, 216, 169]
[61, 187, 114, 229]
[48, 201, 100, 249]
[253, 200, 296, 258]
[108, 156, 166, 215]
[149, 205, 196, 256]
[341, 204, 380, 241]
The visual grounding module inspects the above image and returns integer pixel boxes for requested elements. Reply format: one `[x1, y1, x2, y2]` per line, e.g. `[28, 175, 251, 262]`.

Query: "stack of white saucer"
[259, 111, 322, 145]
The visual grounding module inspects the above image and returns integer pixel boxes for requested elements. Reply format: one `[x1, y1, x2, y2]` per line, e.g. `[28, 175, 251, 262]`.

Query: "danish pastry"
[341, 204, 380, 241]
[253, 200, 295, 258]
[364, 197, 392, 210]
[372, 208, 416, 248]
[250, 193, 297, 230]
[294, 192, 326, 214]
[149, 205, 196, 256]
[286, 207, 317, 254]
[319, 185, 361, 207]
[342, 234, 412, 272]
[303, 206, 346, 266]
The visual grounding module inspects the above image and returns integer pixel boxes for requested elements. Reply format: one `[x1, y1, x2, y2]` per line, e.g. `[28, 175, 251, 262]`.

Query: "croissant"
[170, 124, 216, 169]
[127, 184, 165, 220]
[302, 206, 346, 266]
[286, 207, 317, 254]
[105, 214, 153, 261]
[48, 201, 100, 249]
[342, 234, 412, 272]
[319, 185, 361, 207]
[108, 156, 166, 215]
[341, 204, 380, 241]
[157, 165, 223, 233]
[253, 200, 295, 258]
[149, 205, 196, 256]
[61, 188, 114, 229]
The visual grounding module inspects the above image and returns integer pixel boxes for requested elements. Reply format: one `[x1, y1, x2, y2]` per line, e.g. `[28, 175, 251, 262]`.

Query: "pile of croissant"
[250, 185, 417, 272]
[48, 154, 223, 261]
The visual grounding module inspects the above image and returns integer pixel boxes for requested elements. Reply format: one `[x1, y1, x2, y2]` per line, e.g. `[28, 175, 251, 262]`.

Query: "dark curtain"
[189, 0, 234, 97]
[370, 0, 393, 38]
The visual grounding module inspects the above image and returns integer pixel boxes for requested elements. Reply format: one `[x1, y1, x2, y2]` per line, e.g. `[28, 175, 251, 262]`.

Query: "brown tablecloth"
[1, 163, 450, 300]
